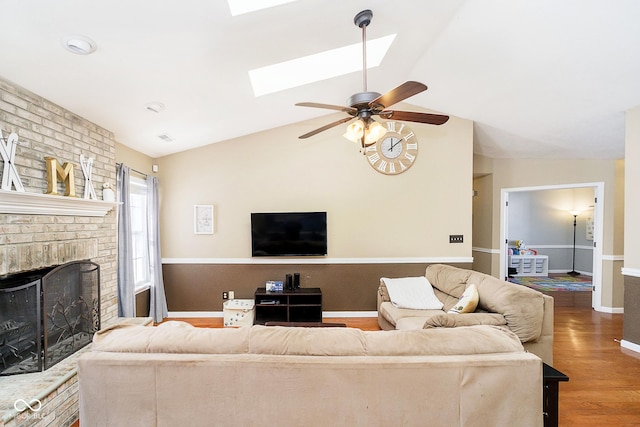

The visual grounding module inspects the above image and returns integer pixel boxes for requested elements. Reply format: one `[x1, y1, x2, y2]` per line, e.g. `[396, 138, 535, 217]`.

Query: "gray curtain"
[147, 175, 168, 322]
[116, 164, 136, 317]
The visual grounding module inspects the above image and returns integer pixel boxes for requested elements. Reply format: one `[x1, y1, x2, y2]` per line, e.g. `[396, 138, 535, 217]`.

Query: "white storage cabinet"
[509, 255, 549, 276]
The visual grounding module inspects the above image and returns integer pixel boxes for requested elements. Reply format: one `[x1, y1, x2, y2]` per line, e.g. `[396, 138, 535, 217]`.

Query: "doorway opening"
[500, 182, 604, 310]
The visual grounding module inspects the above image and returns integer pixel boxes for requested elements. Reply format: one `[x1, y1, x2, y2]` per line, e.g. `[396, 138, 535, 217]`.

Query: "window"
[129, 174, 150, 292]
[248, 34, 396, 96]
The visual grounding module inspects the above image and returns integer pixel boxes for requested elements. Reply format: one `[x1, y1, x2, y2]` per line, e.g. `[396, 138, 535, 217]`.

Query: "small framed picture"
[194, 205, 214, 234]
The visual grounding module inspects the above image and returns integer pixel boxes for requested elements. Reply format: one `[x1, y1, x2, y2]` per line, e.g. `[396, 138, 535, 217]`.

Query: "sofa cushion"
[426, 264, 545, 342]
[423, 313, 507, 329]
[425, 265, 471, 309]
[92, 321, 251, 354]
[395, 316, 434, 330]
[379, 301, 444, 326]
[381, 277, 444, 310]
[249, 325, 367, 356]
[447, 284, 479, 314]
[365, 325, 524, 356]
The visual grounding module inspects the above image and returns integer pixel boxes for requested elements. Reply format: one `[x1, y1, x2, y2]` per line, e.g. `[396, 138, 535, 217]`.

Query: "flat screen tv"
[251, 212, 327, 257]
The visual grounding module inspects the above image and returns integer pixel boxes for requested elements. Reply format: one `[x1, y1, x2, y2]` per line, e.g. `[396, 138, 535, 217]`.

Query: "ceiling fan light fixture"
[295, 9, 448, 146]
[365, 120, 387, 145]
[343, 120, 365, 143]
[343, 118, 387, 146]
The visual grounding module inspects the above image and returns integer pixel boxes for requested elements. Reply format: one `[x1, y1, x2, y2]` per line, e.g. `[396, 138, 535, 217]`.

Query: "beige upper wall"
[472, 174, 493, 249]
[115, 142, 157, 176]
[155, 112, 474, 259]
[115, 121, 623, 265]
[625, 106, 640, 269]
[477, 156, 624, 257]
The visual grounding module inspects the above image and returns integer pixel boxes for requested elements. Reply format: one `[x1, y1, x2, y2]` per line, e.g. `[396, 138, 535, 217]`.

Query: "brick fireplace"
[0, 76, 118, 425]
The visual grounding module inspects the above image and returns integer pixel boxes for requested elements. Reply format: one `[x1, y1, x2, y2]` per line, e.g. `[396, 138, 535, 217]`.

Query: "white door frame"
[500, 182, 605, 310]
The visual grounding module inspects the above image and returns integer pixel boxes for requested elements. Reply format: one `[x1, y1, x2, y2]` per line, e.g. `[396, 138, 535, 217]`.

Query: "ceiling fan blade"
[380, 110, 449, 125]
[296, 102, 357, 115]
[370, 81, 428, 109]
[299, 116, 354, 139]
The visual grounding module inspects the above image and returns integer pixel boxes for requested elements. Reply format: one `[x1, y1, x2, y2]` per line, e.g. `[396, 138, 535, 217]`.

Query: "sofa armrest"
[540, 294, 554, 339]
[524, 294, 554, 364]
[377, 283, 395, 330]
[377, 281, 390, 309]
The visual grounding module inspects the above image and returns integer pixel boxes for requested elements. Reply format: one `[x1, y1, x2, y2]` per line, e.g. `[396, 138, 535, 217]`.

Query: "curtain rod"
[116, 162, 148, 178]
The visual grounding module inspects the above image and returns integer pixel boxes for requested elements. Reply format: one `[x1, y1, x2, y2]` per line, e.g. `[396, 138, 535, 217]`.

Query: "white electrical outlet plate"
[229, 291, 235, 299]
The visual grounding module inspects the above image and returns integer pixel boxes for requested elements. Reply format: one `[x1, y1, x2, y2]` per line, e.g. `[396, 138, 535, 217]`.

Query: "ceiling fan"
[295, 9, 449, 149]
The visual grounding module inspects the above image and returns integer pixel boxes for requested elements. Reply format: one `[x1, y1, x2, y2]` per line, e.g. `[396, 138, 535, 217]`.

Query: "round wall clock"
[365, 121, 418, 175]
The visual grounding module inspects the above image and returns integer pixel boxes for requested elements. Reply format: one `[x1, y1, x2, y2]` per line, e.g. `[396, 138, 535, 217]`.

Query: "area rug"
[508, 275, 592, 292]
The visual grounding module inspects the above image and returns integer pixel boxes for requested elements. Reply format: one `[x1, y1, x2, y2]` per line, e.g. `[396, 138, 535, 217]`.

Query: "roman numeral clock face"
[366, 121, 418, 175]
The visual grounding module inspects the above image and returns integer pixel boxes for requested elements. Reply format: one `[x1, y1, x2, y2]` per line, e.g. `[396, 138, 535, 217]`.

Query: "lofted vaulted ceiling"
[1, 0, 639, 159]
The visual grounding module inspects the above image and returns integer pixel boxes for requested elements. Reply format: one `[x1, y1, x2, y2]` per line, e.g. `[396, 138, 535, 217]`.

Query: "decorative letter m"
[45, 157, 77, 197]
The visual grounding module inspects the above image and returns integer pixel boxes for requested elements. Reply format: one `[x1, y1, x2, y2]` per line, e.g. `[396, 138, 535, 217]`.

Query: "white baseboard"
[621, 339, 640, 354]
[323, 311, 378, 318]
[548, 269, 593, 276]
[168, 311, 224, 318]
[593, 306, 624, 314]
[167, 311, 378, 318]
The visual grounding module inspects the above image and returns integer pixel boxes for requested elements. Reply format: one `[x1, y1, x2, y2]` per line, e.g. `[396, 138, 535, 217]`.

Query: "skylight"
[227, 0, 298, 16]
[248, 34, 396, 97]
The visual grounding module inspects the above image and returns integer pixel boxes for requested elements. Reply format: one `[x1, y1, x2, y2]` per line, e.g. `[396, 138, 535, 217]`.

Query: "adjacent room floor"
[508, 273, 593, 308]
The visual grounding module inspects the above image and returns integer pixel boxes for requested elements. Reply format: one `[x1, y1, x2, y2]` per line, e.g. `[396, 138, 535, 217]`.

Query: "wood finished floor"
[74, 306, 640, 426]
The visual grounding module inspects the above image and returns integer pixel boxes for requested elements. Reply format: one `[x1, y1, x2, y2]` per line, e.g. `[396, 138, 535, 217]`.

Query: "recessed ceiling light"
[145, 102, 165, 113]
[61, 35, 97, 55]
[248, 34, 396, 96]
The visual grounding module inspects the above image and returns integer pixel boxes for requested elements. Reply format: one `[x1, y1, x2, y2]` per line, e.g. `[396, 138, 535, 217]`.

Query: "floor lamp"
[567, 210, 580, 276]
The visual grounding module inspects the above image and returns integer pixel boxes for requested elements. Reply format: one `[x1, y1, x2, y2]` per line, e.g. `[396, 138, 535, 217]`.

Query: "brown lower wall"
[623, 275, 640, 344]
[136, 288, 151, 317]
[162, 262, 471, 312]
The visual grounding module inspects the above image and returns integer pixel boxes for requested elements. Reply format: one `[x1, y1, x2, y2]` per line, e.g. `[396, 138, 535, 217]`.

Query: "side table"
[543, 363, 569, 427]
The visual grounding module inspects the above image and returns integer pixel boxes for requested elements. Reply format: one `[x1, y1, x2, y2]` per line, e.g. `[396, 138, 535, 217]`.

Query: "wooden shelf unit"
[254, 287, 322, 324]
[509, 254, 549, 276]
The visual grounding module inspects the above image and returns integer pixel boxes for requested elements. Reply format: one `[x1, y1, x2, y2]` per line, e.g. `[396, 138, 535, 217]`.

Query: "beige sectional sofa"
[78, 320, 543, 426]
[378, 264, 554, 364]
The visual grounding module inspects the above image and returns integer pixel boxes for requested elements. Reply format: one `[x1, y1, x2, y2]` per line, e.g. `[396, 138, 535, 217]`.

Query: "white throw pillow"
[382, 277, 444, 310]
[447, 284, 479, 314]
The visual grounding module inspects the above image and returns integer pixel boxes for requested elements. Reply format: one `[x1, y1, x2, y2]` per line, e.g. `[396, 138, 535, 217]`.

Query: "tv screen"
[251, 212, 327, 257]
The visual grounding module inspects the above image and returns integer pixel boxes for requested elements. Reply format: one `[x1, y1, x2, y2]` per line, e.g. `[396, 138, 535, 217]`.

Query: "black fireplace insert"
[0, 260, 100, 375]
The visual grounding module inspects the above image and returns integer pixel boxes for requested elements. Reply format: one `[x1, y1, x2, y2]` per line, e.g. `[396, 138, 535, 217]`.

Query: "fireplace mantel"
[0, 190, 118, 217]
